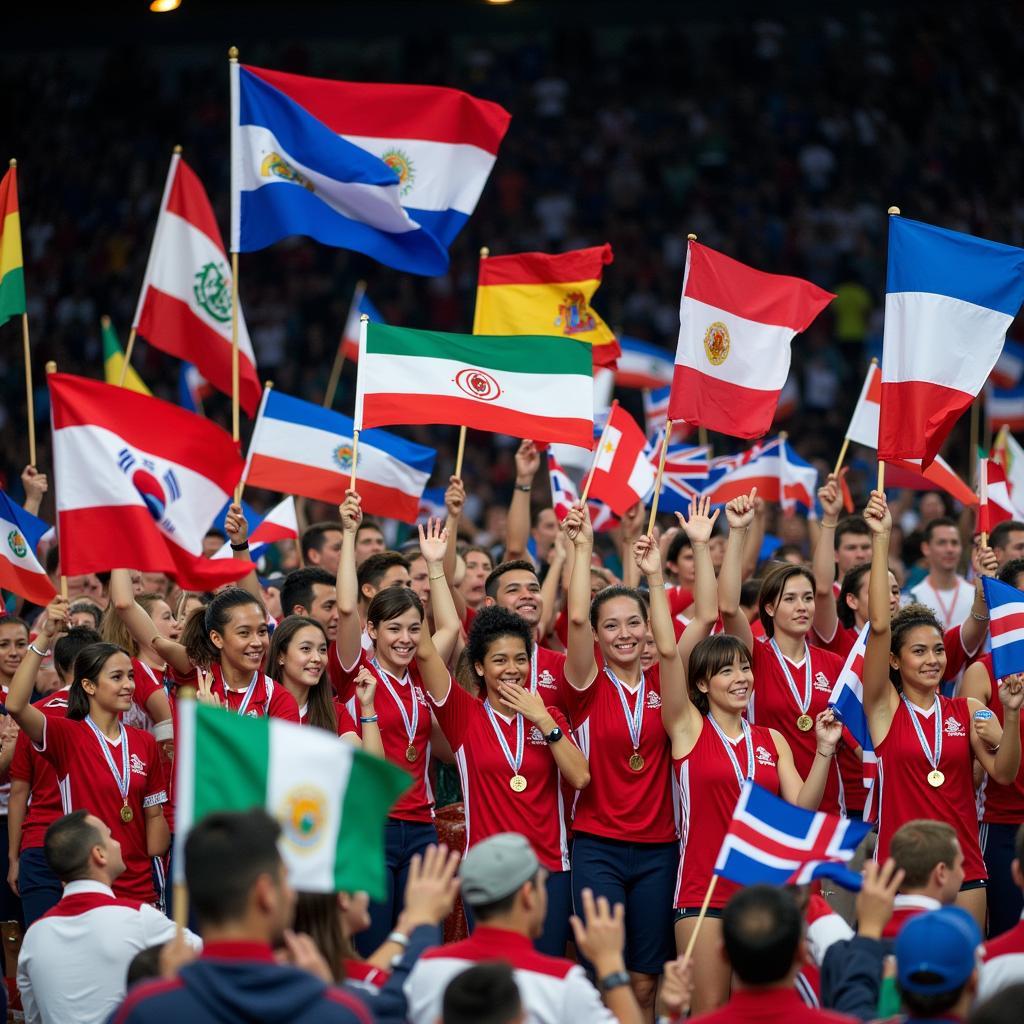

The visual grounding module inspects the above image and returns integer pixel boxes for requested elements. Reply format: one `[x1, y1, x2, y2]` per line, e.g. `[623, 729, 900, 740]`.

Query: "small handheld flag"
[0, 490, 55, 605]
[982, 576, 1024, 682]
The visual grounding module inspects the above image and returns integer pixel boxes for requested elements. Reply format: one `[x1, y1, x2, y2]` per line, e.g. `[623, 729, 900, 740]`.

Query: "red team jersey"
[35, 716, 168, 903]
[169, 663, 300, 721]
[674, 720, 781, 908]
[297, 697, 360, 737]
[429, 675, 577, 871]
[562, 664, 676, 843]
[975, 654, 1024, 826]
[333, 652, 435, 823]
[749, 639, 845, 814]
[875, 695, 986, 881]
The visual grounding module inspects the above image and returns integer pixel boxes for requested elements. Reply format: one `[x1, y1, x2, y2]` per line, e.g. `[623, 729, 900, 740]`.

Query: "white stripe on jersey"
[673, 760, 692, 905]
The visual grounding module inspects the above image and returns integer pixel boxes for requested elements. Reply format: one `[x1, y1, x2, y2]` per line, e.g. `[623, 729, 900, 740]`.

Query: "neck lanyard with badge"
[604, 666, 646, 772]
[484, 700, 527, 792]
[769, 639, 814, 732]
[371, 658, 420, 763]
[707, 714, 755, 787]
[84, 716, 134, 823]
[902, 693, 946, 787]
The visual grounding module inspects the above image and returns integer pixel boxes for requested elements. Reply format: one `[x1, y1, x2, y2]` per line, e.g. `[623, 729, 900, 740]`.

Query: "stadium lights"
[485, 0, 515, 5]
[149, 0, 181, 11]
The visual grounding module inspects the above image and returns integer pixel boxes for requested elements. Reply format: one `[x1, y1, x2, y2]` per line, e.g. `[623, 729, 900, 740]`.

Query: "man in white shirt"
[908, 517, 974, 629]
[17, 810, 200, 1024]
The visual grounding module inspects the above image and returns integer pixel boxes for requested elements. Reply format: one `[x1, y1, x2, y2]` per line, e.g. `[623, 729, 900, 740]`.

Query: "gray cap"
[459, 833, 539, 906]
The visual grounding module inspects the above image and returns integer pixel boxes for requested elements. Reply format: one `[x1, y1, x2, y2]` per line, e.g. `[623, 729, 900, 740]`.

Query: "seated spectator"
[16, 811, 200, 1024]
[442, 962, 523, 1024]
[978, 824, 1024, 1001]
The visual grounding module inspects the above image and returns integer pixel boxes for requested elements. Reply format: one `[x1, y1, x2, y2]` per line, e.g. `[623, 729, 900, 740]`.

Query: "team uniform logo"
[646, 690, 662, 709]
[260, 152, 315, 192]
[193, 262, 233, 323]
[332, 444, 360, 473]
[537, 670, 558, 690]
[381, 148, 416, 197]
[454, 368, 501, 402]
[703, 321, 730, 365]
[117, 448, 181, 525]
[756, 745, 776, 766]
[813, 672, 832, 692]
[944, 716, 965, 737]
[280, 785, 327, 850]
[6, 529, 27, 560]
[554, 291, 597, 336]
[129, 753, 147, 776]
[528, 725, 545, 744]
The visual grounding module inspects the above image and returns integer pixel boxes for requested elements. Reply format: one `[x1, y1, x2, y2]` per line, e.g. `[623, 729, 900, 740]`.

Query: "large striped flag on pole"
[174, 700, 410, 896]
[355, 322, 594, 447]
[982, 576, 1024, 682]
[0, 162, 25, 326]
[878, 214, 1024, 467]
[101, 316, 151, 396]
[0, 489, 55, 605]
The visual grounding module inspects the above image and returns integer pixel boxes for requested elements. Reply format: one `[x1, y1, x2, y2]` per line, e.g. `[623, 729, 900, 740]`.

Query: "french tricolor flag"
[243, 387, 435, 524]
[0, 490, 55, 606]
[878, 216, 1024, 466]
[982, 576, 1024, 682]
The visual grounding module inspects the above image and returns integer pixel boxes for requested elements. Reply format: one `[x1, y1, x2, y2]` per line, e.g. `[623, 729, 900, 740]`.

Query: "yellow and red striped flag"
[0, 162, 26, 326]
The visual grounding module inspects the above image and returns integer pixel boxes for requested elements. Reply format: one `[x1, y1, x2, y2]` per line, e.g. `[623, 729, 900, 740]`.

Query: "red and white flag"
[49, 374, 253, 590]
[212, 497, 299, 560]
[133, 152, 261, 415]
[701, 437, 817, 513]
[548, 455, 618, 532]
[669, 240, 834, 438]
[978, 459, 1015, 536]
[588, 404, 656, 516]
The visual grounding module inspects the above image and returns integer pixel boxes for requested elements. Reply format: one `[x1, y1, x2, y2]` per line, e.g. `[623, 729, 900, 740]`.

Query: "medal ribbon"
[707, 714, 755, 787]
[484, 701, 524, 775]
[902, 694, 943, 772]
[604, 667, 646, 752]
[529, 647, 538, 694]
[84, 716, 130, 805]
[230, 670, 262, 717]
[768, 640, 812, 716]
[371, 658, 419, 746]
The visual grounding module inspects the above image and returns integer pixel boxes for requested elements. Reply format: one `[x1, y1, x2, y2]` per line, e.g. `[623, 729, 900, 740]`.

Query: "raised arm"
[776, 710, 842, 809]
[719, 489, 757, 653]
[335, 490, 364, 671]
[970, 679, 1024, 785]
[223, 503, 261, 601]
[741, 495, 767, 580]
[414, 595, 455, 704]
[7, 599, 68, 744]
[504, 440, 540, 562]
[110, 569, 191, 676]
[960, 542, 996, 655]
[20, 465, 47, 518]
[419, 519, 460, 665]
[538, 532, 568, 641]
[563, 503, 599, 690]
[618, 503, 645, 590]
[676, 497, 722, 667]
[862, 490, 896, 728]
[442, 476, 464, 601]
[812, 475, 844, 642]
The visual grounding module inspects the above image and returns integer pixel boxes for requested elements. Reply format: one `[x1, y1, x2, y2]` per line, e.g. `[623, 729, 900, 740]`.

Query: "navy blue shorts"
[571, 833, 678, 975]
[19, 846, 60, 928]
[981, 822, 1024, 936]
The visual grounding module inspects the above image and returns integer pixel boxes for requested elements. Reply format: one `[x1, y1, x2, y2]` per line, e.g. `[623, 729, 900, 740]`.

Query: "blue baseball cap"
[895, 906, 982, 995]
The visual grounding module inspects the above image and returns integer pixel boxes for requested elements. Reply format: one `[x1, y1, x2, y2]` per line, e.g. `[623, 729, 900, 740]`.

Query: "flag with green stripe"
[354, 322, 594, 447]
[175, 700, 410, 897]
[0, 163, 26, 326]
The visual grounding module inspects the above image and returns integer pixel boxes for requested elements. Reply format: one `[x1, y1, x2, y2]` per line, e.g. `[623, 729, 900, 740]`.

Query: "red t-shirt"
[129, 660, 176, 834]
[691, 986, 856, 1024]
[562, 664, 676, 843]
[674, 719, 780, 909]
[169, 663, 299, 721]
[974, 653, 1024, 825]
[298, 697, 359, 738]
[429, 676, 577, 871]
[749, 639, 845, 815]
[533, 647, 571, 714]
[875, 696, 986, 881]
[333, 652, 435, 823]
[35, 716, 168, 903]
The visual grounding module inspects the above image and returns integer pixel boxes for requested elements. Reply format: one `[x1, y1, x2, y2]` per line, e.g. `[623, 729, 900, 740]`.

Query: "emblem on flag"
[260, 152, 315, 191]
[703, 321, 730, 366]
[381, 148, 415, 195]
[7, 530, 27, 559]
[332, 444, 360, 473]
[454, 368, 501, 401]
[117, 448, 181, 523]
[555, 291, 598, 336]
[282, 785, 328, 850]
[192, 263, 233, 323]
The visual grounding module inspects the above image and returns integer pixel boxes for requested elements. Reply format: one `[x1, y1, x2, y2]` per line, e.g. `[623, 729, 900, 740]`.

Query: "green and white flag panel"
[175, 701, 410, 898]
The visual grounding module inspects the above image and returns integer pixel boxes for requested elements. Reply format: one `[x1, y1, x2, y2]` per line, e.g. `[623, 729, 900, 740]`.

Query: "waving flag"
[700, 437, 817, 513]
[0, 490, 54, 605]
[988, 382, 1024, 434]
[879, 216, 1024, 466]
[670, 240, 834, 439]
[245, 388, 435, 523]
[993, 428, 1024, 518]
[588, 404, 655, 516]
[642, 433, 709, 515]
[0, 163, 26, 326]
[991, 339, 1024, 390]
[340, 282, 385, 364]
[134, 152, 261, 415]
[982, 576, 1024, 681]
[615, 336, 675, 389]
[179, 362, 212, 414]
[101, 316, 151, 396]
[715, 780, 872, 891]
[548, 455, 618, 533]
[979, 459, 1015, 537]
[49, 374, 252, 590]
[828, 623, 877, 816]
[213, 496, 298, 562]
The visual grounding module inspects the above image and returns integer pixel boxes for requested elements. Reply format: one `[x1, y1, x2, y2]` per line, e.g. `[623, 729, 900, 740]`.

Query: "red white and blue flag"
[642, 385, 692, 442]
[700, 437, 818, 515]
[982, 576, 1024, 681]
[548, 454, 618, 533]
[643, 432, 710, 515]
[213, 496, 298, 562]
[615, 336, 675, 390]
[340, 282, 386, 364]
[987, 382, 1024, 434]
[0, 490, 55, 605]
[991, 339, 1024, 390]
[715, 781, 872, 890]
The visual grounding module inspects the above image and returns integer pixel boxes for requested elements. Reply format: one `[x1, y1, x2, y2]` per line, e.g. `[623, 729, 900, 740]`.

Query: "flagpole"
[351, 313, 368, 492]
[455, 246, 491, 480]
[229, 49, 242, 502]
[323, 280, 365, 410]
[12, 160, 35, 467]
[969, 396, 981, 493]
[682, 874, 719, 960]
[581, 400, 618, 503]
[118, 327, 138, 388]
[646, 419, 672, 535]
[45, 360, 67, 600]
[979, 457, 989, 549]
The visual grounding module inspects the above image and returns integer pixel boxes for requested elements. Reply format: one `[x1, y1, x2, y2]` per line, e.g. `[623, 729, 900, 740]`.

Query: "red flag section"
[587, 404, 655, 516]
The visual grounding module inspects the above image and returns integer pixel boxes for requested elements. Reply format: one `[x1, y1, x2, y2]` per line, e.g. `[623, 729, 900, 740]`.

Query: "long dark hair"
[836, 563, 872, 630]
[293, 891, 351, 982]
[180, 587, 265, 667]
[687, 635, 751, 715]
[67, 642, 130, 720]
[268, 616, 338, 734]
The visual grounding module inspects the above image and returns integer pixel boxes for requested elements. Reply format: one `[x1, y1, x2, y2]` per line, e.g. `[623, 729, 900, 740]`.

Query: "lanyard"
[84, 716, 130, 803]
[928, 582, 959, 630]
[604, 666, 645, 751]
[484, 700, 524, 775]
[707, 714, 755, 786]
[769, 639, 812, 715]
[902, 694, 943, 771]
[224, 670, 261, 717]
[371, 659, 419, 745]
[529, 647, 538, 694]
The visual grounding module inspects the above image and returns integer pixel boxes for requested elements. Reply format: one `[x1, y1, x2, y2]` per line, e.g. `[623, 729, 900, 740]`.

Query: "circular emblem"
[454, 368, 501, 402]
[381, 148, 416, 196]
[280, 785, 327, 850]
[131, 469, 167, 521]
[193, 262, 233, 323]
[6, 529, 27, 559]
[332, 444, 359, 472]
[703, 321, 731, 365]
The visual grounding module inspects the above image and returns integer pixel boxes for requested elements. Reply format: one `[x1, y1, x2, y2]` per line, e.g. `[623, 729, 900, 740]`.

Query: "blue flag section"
[983, 576, 1024, 681]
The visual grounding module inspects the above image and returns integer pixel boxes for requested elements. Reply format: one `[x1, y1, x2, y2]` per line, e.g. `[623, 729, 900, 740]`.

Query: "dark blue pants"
[571, 833, 678, 975]
[981, 822, 1024, 938]
[19, 847, 60, 928]
[355, 818, 438, 957]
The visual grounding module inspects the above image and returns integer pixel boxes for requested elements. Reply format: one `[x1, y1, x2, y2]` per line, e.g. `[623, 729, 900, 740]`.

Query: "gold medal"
[927, 769, 945, 788]
[629, 752, 645, 772]
[405, 744, 418, 763]
[509, 774, 528, 793]
[120, 804, 134, 824]
[797, 714, 814, 732]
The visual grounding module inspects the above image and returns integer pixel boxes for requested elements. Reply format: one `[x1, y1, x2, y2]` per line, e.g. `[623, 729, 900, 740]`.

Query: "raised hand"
[418, 517, 448, 564]
[562, 502, 593, 548]
[818, 474, 843, 520]
[657, 955, 694, 1021]
[515, 439, 541, 484]
[724, 487, 758, 530]
[633, 534, 662, 578]
[856, 858, 905, 939]
[999, 673, 1024, 712]
[338, 489, 363, 533]
[278, 929, 334, 984]
[863, 489, 891, 534]
[973, 540, 998, 579]
[972, 708, 1001, 749]
[444, 475, 465, 518]
[20, 465, 48, 502]
[676, 494, 721, 544]
[39, 597, 70, 641]
[496, 681, 548, 724]
[353, 666, 378, 711]
[195, 667, 222, 708]
[569, 887, 627, 977]
[399, 843, 461, 929]
[224, 503, 248, 546]
[814, 708, 842, 755]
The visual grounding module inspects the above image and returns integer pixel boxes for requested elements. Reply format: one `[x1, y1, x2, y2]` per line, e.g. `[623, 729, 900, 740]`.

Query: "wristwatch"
[544, 726, 563, 744]
[599, 970, 631, 992]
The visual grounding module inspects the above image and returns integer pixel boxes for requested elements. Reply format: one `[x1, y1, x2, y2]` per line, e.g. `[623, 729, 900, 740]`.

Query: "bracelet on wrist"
[359, 715, 379, 724]
[821, 519, 839, 529]
[514, 483, 531, 492]
[28, 643, 49, 658]
[429, 573, 445, 580]
[229, 540, 249, 551]
[817, 748, 835, 758]
[971, 609, 990, 621]
[385, 930, 410, 948]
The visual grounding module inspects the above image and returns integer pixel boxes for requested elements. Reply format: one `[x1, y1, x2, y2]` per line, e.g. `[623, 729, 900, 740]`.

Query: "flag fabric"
[979, 459, 1015, 537]
[417, 487, 448, 524]
[715, 780, 872, 891]
[588, 404, 656, 516]
[0, 490, 55, 605]
[245, 388, 436, 523]
[878, 215, 1024, 466]
[355, 323, 593, 448]
[0, 164, 25, 326]
[101, 317, 151, 396]
[991, 339, 1024, 390]
[133, 152, 261, 416]
[231, 65, 509, 275]
[982, 576, 1024, 682]
[179, 362, 212, 414]
[49, 374, 253, 590]
[340, 283, 385, 364]
[642, 432, 710, 515]
[473, 246, 620, 367]
[547, 454, 618, 532]
[615, 336, 675, 389]
[993, 429, 1024, 519]
[827, 624, 877, 804]
[987, 382, 1024, 433]
[212, 496, 298, 562]
[174, 699, 410, 895]
[700, 437, 817, 513]
[642, 386, 693, 442]
[669, 240, 834, 438]
[773, 373, 800, 423]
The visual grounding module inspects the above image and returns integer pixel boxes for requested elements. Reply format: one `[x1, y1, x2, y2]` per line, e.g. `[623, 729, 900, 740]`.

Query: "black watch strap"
[544, 726, 563, 744]
[599, 970, 631, 992]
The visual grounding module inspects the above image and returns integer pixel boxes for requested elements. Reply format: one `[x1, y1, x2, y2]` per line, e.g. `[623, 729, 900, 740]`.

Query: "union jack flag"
[642, 386, 692, 442]
[548, 454, 619, 532]
[715, 781, 871, 891]
[644, 430, 712, 515]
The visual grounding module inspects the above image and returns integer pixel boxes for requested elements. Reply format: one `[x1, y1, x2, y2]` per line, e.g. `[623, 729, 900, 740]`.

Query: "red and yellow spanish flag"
[473, 244, 620, 367]
[0, 162, 26, 327]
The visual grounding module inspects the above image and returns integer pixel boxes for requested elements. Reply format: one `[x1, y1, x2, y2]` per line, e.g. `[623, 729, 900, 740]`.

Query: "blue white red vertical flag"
[0, 490, 55, 605]
[715, 780, 872, 891]
[827, 623, 877, 816]
[982, 576, 1024, 681]
[212, 496, 298, 562]
[230, 64, 510, 275]
[178, 362, 212, 414]
[340, 283, 385, 364]
[879, 216, 1024, 466]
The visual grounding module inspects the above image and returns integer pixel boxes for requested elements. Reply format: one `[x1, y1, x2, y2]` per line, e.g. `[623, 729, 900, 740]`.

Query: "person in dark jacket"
[108, 809, 371, 1024]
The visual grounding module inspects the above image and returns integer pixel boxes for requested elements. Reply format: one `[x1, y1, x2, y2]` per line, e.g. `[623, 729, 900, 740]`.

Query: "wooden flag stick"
[979, 455, 989, 549]
[350, 430, 360, 492]
[454, 427, 467, 479]
[581, 401, 617, 503]
[173, 882, 189, 929]
[45, 359, 65, 596]
[22, 312, 35, 467]
[647, 419, 672, 535]
[969, 396, 981, 493]
[698, 425, 710, 456]
[832, 437, 851, 479]
[877, 460, 886, 493]
[324, 280, 365, 409]
[118, 328, 138, 388]
[682, 874, 719, 961]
